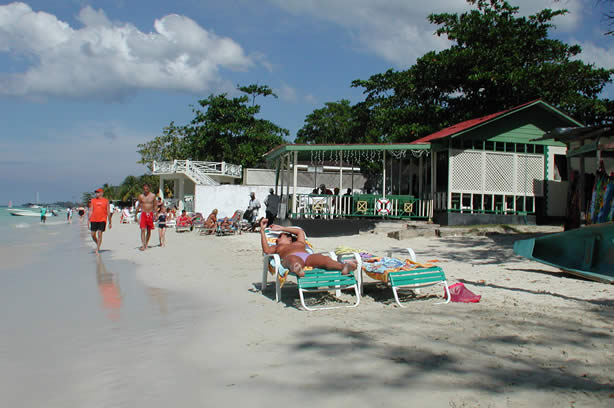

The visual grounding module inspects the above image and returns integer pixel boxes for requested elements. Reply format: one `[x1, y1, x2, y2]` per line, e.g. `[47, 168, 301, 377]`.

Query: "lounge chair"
[175, 218, 192, 233]
[261, 228, 361, 311]
[191, 213, 205, 232]
[337, 247, 450, 307]
[217, 210, 243, 236]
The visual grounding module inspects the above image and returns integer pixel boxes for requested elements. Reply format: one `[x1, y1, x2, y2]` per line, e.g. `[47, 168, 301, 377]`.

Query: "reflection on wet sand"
[96, 257, 122, 320]
[146, 287, 168, 314]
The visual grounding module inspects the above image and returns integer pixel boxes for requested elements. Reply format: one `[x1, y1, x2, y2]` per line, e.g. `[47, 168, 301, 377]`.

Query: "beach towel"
[447, 282, 481, 303]
[335, 246, 374, 260]
[361, 257, 440, 282]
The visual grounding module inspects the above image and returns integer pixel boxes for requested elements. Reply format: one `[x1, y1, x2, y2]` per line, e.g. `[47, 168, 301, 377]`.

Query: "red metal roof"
[410, 99, 541, 144]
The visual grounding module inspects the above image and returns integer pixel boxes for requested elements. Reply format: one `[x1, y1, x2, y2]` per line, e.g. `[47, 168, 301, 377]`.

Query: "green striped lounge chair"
[364, 247, 451, 307]
[261, 228, 361, 311]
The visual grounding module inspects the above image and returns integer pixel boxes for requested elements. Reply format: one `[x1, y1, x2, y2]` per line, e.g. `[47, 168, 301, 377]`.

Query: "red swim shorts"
[140, 211, 154, 230]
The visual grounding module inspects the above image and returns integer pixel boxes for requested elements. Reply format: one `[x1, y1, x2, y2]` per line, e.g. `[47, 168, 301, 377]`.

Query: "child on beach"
[157, 206, 167, 247]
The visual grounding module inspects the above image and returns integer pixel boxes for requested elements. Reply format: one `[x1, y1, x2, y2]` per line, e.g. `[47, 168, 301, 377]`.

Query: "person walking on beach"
[66, 207, 73, 223]
[89, 188, 112, 255]
[136, 184, 156, 251]
[259, 218, 356, 277]
[40, 206, 47, 224]
[264, 188, 279, 227]
[157, 206, 168, 247]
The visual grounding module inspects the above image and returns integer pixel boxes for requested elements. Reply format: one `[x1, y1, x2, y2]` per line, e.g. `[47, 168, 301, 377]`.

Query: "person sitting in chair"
[259, 218, 356, 277]
[204, 209, 218, 234]
[177, 210, 191, 227]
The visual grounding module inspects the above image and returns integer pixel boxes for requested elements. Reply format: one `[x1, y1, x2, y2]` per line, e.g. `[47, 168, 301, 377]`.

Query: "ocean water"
[0, 206, 209, 407]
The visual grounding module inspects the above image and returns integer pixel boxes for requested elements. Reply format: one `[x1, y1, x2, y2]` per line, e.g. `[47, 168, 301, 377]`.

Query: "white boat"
[10, 209, 41, 217]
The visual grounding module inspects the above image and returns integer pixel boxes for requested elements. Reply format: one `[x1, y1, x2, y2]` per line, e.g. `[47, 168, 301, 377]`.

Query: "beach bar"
[264, 100, 583, 225]
[410, 100, 582, 225]
[263, 143, 433, 220]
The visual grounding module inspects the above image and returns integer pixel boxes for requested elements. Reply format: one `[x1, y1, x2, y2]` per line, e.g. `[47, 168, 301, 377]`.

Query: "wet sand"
[101, 222, 613, 407]
[0, 221, 208, 408]
[2, 220, 612, 407]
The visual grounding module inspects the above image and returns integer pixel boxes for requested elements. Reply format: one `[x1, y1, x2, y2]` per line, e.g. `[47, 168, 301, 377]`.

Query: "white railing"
[152, 160, 242, 185]
[290, 194, 432, 219]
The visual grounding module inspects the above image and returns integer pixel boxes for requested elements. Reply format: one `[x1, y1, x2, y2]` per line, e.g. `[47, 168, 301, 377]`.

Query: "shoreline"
[101, 222, 614, 407]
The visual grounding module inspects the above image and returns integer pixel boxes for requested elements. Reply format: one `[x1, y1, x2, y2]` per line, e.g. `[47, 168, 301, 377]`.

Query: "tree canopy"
[348, 0, 613, 143]
[137, 84, 288, 168]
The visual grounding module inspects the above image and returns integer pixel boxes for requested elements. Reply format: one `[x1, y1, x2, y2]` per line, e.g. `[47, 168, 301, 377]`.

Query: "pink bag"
[447, 282, 481, 303]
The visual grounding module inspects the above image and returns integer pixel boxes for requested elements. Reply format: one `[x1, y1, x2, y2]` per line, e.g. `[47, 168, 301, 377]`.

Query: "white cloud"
[574, 40, 614, 70]
[304, 94, 318, 105]
[267, 0, 585, 67]
[0, 2, 254, 101]
[276, 83, 298, 102]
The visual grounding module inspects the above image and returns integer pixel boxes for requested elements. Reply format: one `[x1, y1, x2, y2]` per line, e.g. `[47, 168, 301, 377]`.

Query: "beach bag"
[447, 282, 481, 303]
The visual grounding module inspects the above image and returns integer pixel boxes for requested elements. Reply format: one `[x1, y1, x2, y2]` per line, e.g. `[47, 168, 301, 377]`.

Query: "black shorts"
[90, 221, 106, 232]
[78, 210, 85, 216]
[158, 223, 166, 229]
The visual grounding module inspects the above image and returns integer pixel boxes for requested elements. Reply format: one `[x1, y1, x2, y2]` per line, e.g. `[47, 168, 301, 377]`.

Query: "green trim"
[264, 143, 430, 161]
[447, 100, 583, 140]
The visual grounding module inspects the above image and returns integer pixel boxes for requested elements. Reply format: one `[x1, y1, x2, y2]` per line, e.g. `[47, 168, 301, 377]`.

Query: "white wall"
[194, 184, 314, 219]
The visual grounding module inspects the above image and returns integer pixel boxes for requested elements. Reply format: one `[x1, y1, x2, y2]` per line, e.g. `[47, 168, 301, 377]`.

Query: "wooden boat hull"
[513, 223, 614, 283]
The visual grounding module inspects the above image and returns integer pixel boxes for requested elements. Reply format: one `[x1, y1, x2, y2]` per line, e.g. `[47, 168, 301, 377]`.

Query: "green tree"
[137, 122, 189, 168]
[295, 100, 357, 144]
[237, 84, 277, 106]
[136, 84, 288, 168]
[352, 0, 613, 142]
[81, 192, 92, 206]
[119, 175, 142, 203]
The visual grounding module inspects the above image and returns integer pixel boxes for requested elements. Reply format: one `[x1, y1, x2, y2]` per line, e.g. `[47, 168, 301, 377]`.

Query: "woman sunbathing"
[259, 218, 356, 277]
[204, 209, 218, 234]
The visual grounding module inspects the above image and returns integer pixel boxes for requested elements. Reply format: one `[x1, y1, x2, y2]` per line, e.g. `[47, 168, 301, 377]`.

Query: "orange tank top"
[90, 198, 109, 222]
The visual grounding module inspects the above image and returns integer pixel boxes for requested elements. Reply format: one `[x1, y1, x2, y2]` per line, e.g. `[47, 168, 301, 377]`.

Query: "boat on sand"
[513, 222, 614, 283]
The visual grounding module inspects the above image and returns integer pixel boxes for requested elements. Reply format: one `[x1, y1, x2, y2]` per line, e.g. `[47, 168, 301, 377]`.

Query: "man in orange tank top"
[89, 188, 112, 255]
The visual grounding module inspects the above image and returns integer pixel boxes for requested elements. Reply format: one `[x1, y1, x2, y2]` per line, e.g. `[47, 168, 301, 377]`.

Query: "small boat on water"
[513, 222, 614, 283]
[10, 209, 41, 217]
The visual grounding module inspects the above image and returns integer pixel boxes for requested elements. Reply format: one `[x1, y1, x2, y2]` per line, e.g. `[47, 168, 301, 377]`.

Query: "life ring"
[376, 198, 392, 215]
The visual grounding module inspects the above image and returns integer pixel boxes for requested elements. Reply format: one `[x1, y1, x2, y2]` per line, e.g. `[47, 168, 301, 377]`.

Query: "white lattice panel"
[450, 150, 483, 192]
[516, 154, 544, 196]
[485, 152, 514, 194]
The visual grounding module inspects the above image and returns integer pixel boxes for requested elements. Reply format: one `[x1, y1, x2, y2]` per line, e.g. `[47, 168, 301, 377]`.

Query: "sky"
[1, 0, 613, 205]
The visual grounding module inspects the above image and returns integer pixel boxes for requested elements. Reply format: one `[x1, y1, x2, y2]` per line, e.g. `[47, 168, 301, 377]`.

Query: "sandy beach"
[99, 221, 614, 407]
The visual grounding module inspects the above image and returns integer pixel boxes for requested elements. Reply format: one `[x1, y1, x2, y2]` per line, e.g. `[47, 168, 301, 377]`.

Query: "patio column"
[159, 176, 164, 199]
[382, 150, 387, 198]
[274, 157, 281, 195]
[430, 151, 436, 221]
[418, 155, 423, 198]
[292, 151, 298, 215]
[339, 150, 343, 196]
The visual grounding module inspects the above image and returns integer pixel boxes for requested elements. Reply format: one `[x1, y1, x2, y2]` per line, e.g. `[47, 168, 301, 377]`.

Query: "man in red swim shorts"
[136, 183, 156, 251]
